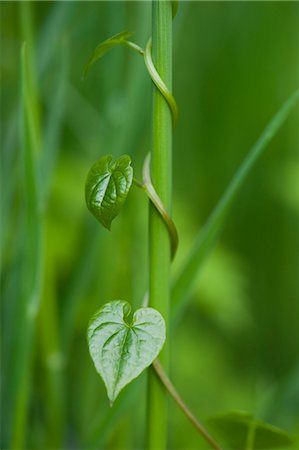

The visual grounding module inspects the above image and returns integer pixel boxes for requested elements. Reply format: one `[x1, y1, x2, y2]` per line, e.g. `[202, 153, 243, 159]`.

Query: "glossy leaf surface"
[85, 154, 133, 230]
[208, 411, 293, 449]
[87, 300, 166, 404]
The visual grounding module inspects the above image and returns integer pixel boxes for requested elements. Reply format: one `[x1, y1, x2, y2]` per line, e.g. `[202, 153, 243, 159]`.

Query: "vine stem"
[144, 38, 178, 125]
[153, 360, 223, 450]
[143, 154, 178, 258]
[133, 156, 179, 259]
[83, 4, 224, 448]
[133, 171, 223, 450]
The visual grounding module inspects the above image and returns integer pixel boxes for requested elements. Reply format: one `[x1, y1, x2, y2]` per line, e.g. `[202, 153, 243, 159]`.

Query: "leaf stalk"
[153, 360, 223, 450]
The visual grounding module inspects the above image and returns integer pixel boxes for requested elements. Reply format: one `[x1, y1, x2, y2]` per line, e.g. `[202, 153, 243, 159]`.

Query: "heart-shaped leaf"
[208, 411, 293, 449]
[85, 154, 133, 230]
[87, 300, 166, 404]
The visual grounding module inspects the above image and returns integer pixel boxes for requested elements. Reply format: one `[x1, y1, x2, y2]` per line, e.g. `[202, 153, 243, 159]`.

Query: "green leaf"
[85, 154, 133, 230]
[87, 300, 166, 404]
[208, 411, 293, 450]
[83, 31, 133, 78]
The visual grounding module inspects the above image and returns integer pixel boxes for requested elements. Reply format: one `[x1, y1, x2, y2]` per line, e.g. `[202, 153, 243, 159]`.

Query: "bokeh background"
[1, 1, 299, 449]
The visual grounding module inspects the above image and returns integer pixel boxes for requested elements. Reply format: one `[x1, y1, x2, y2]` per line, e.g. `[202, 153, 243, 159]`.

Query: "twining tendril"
[142, 154, 178, 258]
[83, 33, 178, 124]
[144, 39, 178, 125]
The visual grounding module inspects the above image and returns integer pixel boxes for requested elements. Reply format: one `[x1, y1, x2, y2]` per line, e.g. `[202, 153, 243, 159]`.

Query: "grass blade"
[40, 38, 69, 204]
[38, 254, 66, 447]
[171, 89, 299, 322]
[19, 2, 41, 155]
[6, 42, 43, 449]
[36, 40, 70, 448]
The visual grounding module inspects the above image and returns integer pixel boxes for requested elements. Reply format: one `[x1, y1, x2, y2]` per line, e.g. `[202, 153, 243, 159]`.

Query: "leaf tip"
[101, 216, 112, 231]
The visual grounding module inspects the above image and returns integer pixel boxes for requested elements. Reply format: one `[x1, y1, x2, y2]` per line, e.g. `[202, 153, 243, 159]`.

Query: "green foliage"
[7, 40, 44, 449]
[83, 31, 133, 79]
[172, 88, 299, 321]
[2, 2, 299, 449]
[87, 300, 166, 404]
[208, 411, 293, 450]
[85, 155, 133, 230]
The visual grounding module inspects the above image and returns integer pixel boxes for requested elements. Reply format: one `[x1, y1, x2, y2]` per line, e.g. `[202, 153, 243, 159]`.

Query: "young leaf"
[208, 411, 293, 450]
[85, 154, 133, 230]
[87, 300, 166, 404]
[83, 31, 133, 78]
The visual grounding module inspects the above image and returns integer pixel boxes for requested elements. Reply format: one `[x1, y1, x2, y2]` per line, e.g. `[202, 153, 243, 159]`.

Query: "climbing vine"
[83, 2, 298, 450]
[83, 3, 222, 449]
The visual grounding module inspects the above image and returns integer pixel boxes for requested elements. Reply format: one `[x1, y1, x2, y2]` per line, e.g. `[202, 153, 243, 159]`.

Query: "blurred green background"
[1, 1, 299, 449]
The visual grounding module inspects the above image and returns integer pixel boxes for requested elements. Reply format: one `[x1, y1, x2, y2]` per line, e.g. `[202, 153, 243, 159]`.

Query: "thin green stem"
[133, 177, 144, 188]
[246, 421, 256, 450]
[124, 40, 144, 55]
[135, 164, 222, 448]
[147, 2, 173, 450]
[153, 360, 223, 450]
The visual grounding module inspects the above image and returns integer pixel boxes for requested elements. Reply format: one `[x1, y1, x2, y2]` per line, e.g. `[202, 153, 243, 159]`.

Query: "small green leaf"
[87, 300, 166, 404]
[85, 154, 133, 230]
[208, 410, 293, 450]
[83, 31, 133, 78]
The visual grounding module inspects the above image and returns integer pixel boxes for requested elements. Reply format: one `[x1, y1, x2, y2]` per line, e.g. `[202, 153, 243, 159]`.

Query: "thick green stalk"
[147, 2, 172, 449]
